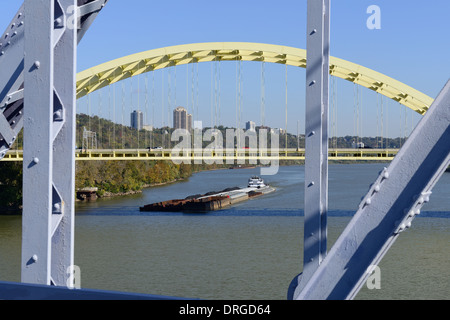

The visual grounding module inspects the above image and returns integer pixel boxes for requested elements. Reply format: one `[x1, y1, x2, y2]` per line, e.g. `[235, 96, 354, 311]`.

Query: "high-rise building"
[173, 107, 192, 131]
[131, 110, 143, 130]
[246, 120, 256, 131]
[187, 114, 192, 132]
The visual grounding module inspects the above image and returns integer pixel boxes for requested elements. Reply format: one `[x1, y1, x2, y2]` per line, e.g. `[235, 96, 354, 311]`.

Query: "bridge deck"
[2, 148, 398, 162]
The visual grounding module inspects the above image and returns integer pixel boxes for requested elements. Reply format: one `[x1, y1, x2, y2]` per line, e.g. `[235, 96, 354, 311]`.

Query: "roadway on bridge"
[3, 148, 399, 162]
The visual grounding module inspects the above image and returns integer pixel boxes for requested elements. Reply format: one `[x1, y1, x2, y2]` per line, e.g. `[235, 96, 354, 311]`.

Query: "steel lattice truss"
[0, 0, 108, 160]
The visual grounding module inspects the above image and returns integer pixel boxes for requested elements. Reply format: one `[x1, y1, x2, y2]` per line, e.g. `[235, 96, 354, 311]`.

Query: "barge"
[139, 177, 275, 213]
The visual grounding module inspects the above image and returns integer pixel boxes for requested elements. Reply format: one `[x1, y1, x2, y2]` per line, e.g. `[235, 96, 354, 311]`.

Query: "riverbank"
[90, 178, 189, 199]
[75, 161, 236, 202]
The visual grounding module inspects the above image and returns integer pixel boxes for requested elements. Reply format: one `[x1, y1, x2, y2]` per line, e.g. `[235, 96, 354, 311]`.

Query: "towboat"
[248, 176, 266, 188]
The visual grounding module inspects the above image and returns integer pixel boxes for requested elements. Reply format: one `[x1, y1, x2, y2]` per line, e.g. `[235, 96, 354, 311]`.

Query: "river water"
[0, 163, 448, 299]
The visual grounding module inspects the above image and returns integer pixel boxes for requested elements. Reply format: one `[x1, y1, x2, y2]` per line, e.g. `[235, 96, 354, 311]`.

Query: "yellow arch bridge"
[5, 42, 432, 162]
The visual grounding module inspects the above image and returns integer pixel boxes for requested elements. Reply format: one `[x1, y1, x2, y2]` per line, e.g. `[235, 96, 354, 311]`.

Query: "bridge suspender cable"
[285, 64, 288, 156]
[130, 75, 134, 147]
[108, 81, 111, 149]
[152, 71, 155, 148]
[377, 93, 380, 148]
[235, 59, 238, 133]
[98, 89, 102, 149]
[137, 61, 142, 150]
[144, 69, 148, 149]
[218, 60, 222, 128]
[168, 67, 171, 147]
[353, 83, 362, 148]
[385, 97, 389, 148]
[211, 63, 214, 128]
[196, 62, 199, 126]
[122, 81, 125, 149]
[192, 64, 195, 126]
[331, 76, 338, 150]
[215, 60, 218, 128]
[88, 89, 91, 134]
[261, 61, 266, 127]
[113, 81, 117, 150]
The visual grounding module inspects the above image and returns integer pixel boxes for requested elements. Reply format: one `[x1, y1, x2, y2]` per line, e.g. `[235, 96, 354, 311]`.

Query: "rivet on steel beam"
[409, 209, 420, 218]
[365, 198, 372, 206]
[374, 184, 381, 192]
[309, 80, 316, 86]
[32, 157, 39, 164]
[310, 29, 317, 35]
[54, 110, 63, 120]
[382, 170, 389, 179]
[33, 61, 41, 69]
[417, 197, 424, 205]
[32, 255, 38, 262]
[55, 18, 63, 28]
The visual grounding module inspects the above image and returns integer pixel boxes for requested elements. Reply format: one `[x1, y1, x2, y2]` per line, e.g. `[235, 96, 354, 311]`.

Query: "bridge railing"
[2, 148, 400, 161]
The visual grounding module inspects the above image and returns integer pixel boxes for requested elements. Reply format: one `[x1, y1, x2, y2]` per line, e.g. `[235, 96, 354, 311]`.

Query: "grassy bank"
[0, 160, 234, 214]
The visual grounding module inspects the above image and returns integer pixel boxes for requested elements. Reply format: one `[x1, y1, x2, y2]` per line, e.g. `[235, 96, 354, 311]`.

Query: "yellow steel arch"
[76, 42, 434, 114]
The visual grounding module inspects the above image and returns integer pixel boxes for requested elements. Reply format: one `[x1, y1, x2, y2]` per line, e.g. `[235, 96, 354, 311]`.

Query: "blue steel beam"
[22, 0, 77, 287]
[0, 0, 108, 161]
[297, 0, 330, 294]
[19, 0, 108, 288]
[295, 80, 450, 300]
[0, 281, 191, 300]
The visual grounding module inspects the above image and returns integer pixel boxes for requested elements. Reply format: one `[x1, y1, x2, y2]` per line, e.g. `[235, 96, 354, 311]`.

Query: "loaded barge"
[139, 177, 275, 213]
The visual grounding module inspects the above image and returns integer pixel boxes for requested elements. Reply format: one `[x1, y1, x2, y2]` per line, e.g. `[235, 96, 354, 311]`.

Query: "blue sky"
[1, 0, 449, 137]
